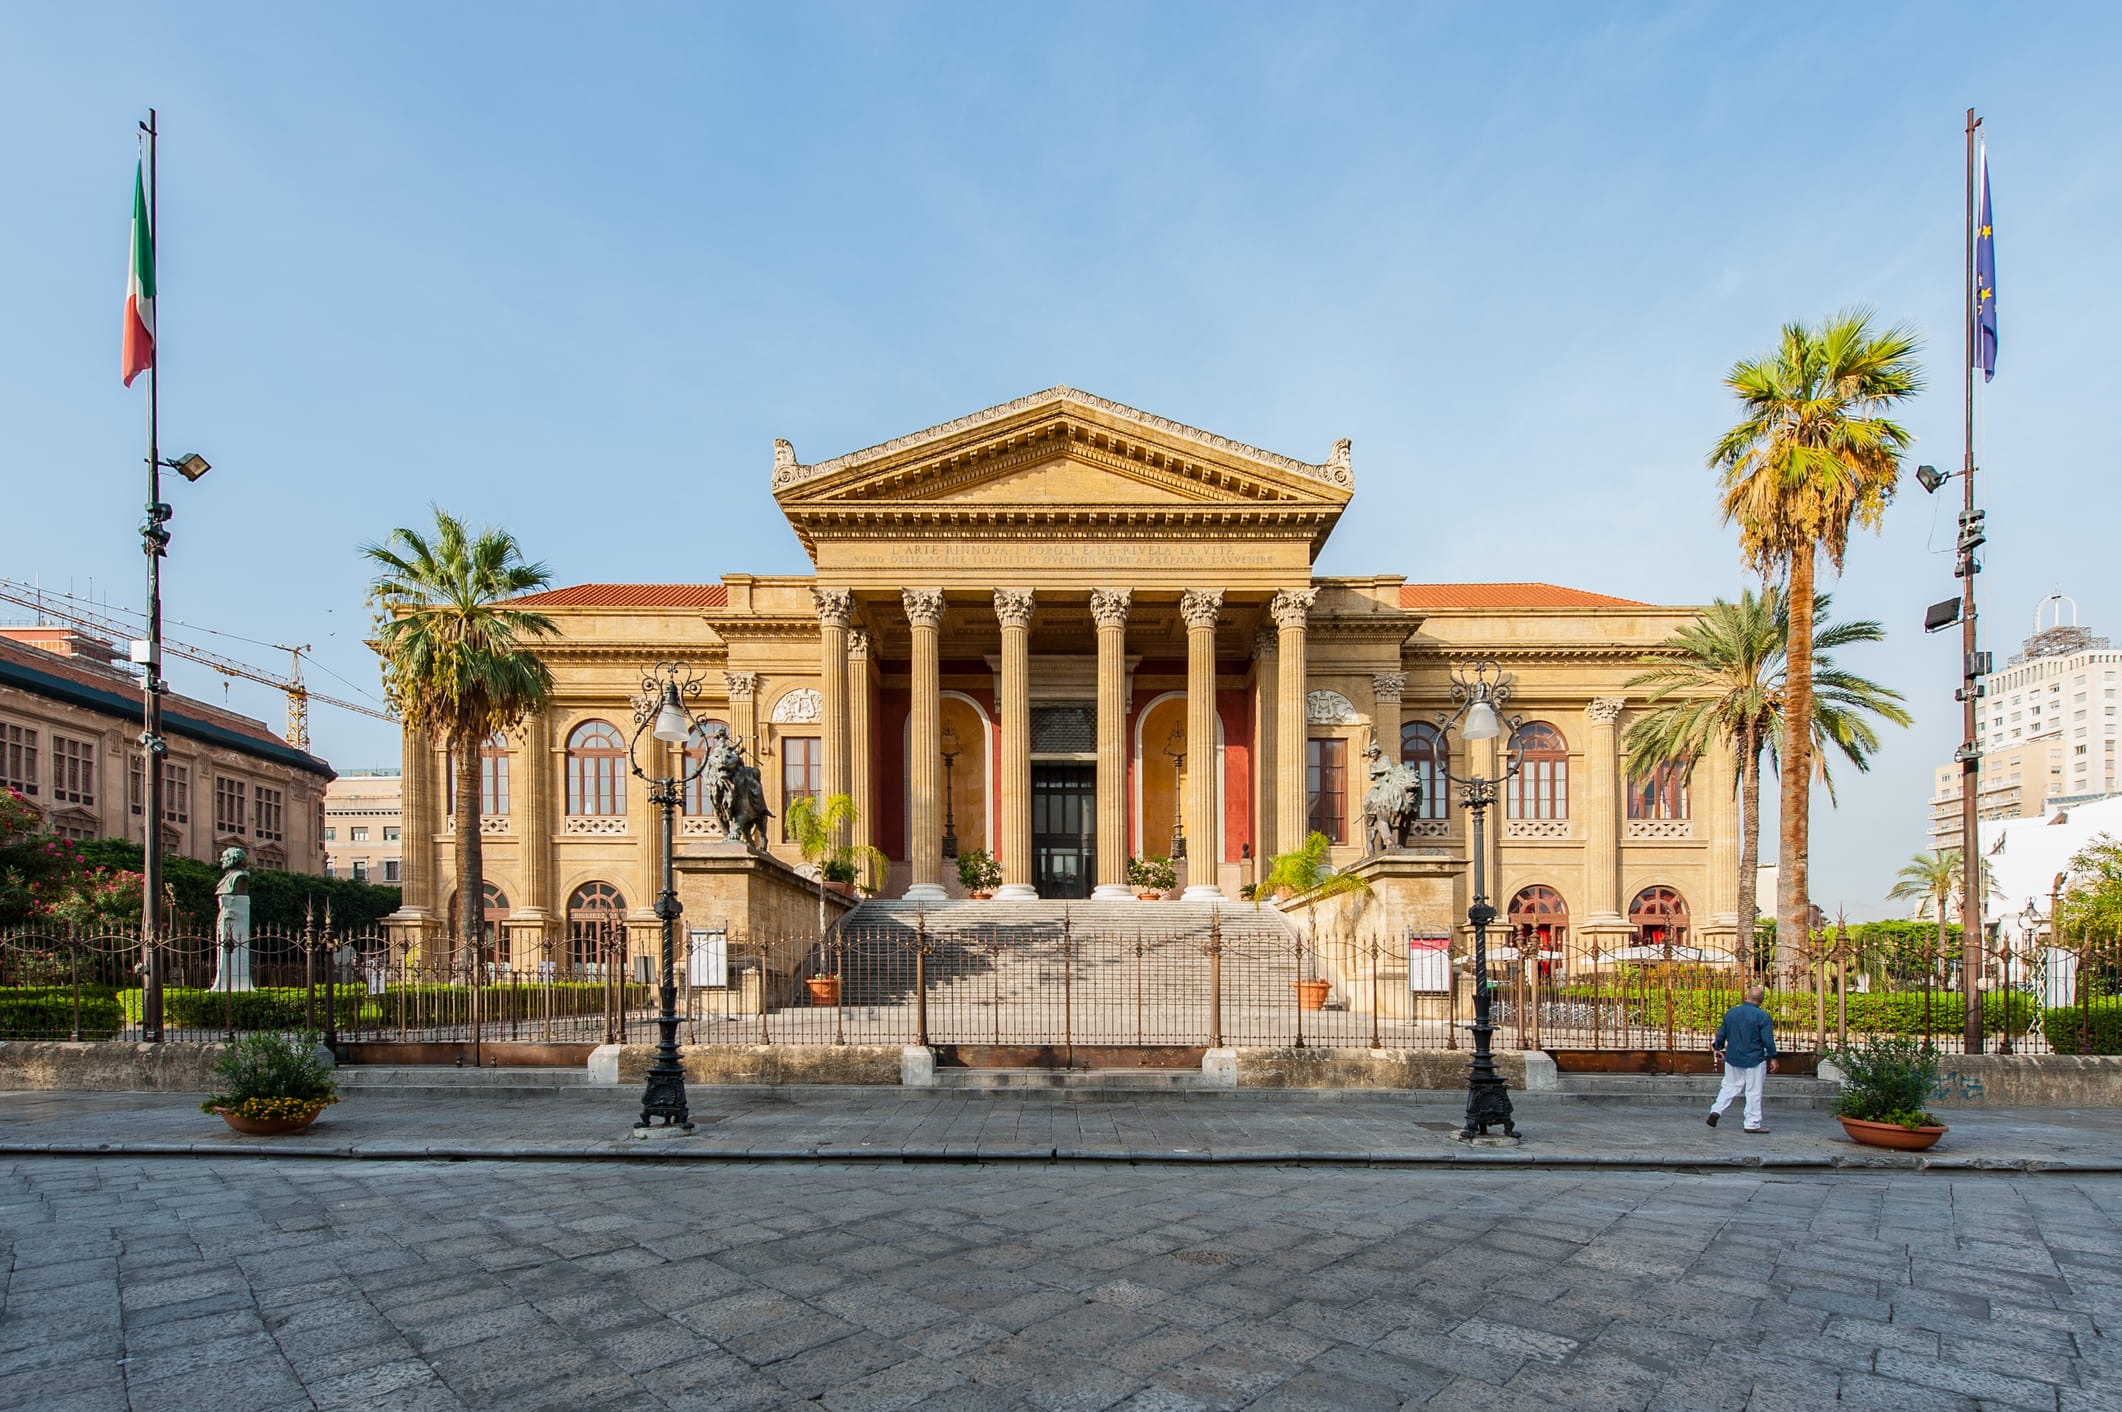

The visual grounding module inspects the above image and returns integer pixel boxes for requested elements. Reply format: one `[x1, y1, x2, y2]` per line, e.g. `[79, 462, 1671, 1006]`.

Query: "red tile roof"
[512, 584, 728, 608]
[1400, 582, 1648, 609]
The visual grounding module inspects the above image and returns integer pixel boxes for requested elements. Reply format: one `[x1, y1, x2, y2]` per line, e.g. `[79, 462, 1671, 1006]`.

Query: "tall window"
[1306, 738, 1348, 843]
[51, 736, 94, 806]
[0, 723, 36, 797]
[565, 721, 627, 816]
[1627, 761, 1690, 820]
[781, 736, 820, 839]
[446, 733, 512, 815]
[568, 882, 627, 968]
[683, 720, 729, 816]
[215, 777, 248, 835]
[1506, 723, 1568, 820]
[129, 754, 144, 815]
[383, 859, 400, 883]
[352, 860, 368, 881]
[254, 786, 285, 842]
[1629, 886, 1690, 948]
[1399, 722, 1449, 820]
[166, 763, 189, 823]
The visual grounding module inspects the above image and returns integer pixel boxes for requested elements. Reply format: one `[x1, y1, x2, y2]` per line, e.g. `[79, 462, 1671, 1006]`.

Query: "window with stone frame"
[781, 736, 820, 840]
[446, 733, 511, 815]
[50, 736, 94, 806]
[1506, 722, 1569, 819]
[565, 720, 627, 816]
[1626, 760, 1690, 820]
[215, 777, 247, 835]
[130, 753, 144, 815]
[383, 859, 400, 883]
[1306, 737, 1348, 844]
[1399, 722, 1450, 820]
[0, 722, 35, 797]
[166, 763, 190, 823]
[254, 786, 285, 842]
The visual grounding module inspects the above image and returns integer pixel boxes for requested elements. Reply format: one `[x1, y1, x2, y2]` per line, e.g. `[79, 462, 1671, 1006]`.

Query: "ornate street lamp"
[1432, 661, 1525, 1142]
[940, 723, 961, 859]
[625, 661, 713, 1134]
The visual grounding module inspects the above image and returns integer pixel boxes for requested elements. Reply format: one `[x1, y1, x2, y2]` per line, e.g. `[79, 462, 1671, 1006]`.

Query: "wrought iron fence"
[4, 918, 2117, 1057]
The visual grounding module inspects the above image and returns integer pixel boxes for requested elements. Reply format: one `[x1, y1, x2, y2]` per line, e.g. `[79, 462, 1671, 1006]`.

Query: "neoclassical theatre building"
[393, 388, 1739, 959]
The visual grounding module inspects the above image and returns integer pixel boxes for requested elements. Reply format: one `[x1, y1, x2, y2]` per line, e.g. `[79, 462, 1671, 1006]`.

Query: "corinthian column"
[724, 671, 759, 770]
[1372, 673, 1406, 764]
[812, 588, 853, 843]
[516, 711, 553, 928]
[1090, 589, 1133, 901]
[1273, 588, 1317, 854]
[902, 589, 948, 902]
[1252, 626, 1278, 868]
[994, 588, 1038, 900]
[397, 725, 435, 920]
[1585, 697, 1626, 927]
[847, 629, 874, 857]
[1180, 589, 1225, 900]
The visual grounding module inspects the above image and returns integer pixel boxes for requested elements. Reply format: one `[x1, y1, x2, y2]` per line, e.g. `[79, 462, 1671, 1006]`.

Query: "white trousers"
[1711, 1061, 1766, 1129]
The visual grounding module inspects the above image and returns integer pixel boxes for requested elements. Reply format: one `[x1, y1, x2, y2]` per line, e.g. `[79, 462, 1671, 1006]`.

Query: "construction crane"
[0, 578, 395, 749]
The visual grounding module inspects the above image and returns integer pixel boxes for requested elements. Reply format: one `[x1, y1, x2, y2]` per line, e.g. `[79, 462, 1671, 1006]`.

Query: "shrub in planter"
[0, 986, 125, 1039]
[200, 1028, 339, 1129]
[2042, 997, 2122, 1056]
[957, 848, 1002, 896]
[1125, 856, 1177, 894]
[1829, 1034, 1942, 1129]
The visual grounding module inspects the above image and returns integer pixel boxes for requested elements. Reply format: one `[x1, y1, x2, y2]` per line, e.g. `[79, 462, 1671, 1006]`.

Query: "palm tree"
[1257, 831, 1373, 1046]
[1626, 586, 1911, 969]
[784, 793, 889, 941]
[364, 509, 557, 963]
[1712, 308, 1922, 962]
[1888, 849, 1997, 986]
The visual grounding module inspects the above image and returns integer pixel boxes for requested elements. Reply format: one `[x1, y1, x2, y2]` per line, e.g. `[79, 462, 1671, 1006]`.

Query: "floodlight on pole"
[163, 453, 210, 482]
[1915, 463, 1948, 494]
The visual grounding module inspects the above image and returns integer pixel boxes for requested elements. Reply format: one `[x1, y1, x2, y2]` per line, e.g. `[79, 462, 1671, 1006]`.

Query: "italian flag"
[122, 160, 155, 387]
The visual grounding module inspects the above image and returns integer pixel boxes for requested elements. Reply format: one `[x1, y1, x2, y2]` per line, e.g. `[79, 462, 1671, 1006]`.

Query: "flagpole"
[1957, 106, 1985, 1055]
[139, 108, 167, 1042]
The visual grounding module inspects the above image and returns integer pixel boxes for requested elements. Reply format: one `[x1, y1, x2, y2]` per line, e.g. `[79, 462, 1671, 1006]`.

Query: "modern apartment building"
[323, 768, 403, 884]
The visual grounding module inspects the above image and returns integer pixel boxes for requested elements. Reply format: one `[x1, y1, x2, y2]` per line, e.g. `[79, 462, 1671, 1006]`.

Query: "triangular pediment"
[772, 387, 1353, 512]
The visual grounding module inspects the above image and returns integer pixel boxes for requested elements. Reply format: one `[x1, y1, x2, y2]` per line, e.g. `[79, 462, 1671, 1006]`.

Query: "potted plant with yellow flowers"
[201, 1030, 339, 1135]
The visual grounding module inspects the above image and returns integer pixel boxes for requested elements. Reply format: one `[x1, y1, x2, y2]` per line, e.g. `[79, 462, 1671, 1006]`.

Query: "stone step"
[930, 1067, 1213, 1092]
[1554, 1075, 1840, 1109]
[335, 1065, 597, 1091]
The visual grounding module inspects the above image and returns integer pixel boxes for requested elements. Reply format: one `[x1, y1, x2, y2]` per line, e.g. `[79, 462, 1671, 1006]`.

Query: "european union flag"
[1975, 146, 1997, 381]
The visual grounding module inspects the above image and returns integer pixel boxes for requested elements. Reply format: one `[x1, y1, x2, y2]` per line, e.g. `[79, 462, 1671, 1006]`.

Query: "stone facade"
[397, 389, 1738, 955]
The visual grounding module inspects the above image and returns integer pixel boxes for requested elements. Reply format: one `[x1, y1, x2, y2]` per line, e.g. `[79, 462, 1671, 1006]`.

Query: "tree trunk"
[453, 731, 485, 974]
[1735, 724, 1762, 974]
[1777, 548, 1816, 971]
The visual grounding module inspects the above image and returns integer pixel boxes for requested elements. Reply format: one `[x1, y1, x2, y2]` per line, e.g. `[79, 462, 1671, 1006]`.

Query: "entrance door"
[1031, 764, 1095, 899]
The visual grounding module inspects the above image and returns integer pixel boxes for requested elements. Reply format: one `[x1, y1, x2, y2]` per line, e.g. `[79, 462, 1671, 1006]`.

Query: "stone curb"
[3, 1141, 2115, 1174]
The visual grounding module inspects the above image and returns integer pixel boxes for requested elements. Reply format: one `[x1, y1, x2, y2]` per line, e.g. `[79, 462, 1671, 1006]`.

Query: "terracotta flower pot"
[217, 1106, 325, 1136]
[967, 890, 994, 901]
[1294, 980, 1331, 1011]
[805, 976, 843, 1006]
[1837, 1115, 1948, 1151]
[825, 881, 856, 899]
[1137, 890, 1163, 902]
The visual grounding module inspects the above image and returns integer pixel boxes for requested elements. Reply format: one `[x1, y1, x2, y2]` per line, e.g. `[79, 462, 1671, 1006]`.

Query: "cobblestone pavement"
[5, 1088, 2122, 1171]
[2, 1157, 2117, 1411]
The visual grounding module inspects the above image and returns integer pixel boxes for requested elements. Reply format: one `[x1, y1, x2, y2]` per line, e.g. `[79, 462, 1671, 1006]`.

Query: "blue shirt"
[1713, 1002, 1777, 1069]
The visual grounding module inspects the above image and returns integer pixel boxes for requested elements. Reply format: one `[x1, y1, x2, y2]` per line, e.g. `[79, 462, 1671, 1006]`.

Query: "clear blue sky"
[5, 3, 2118, 918]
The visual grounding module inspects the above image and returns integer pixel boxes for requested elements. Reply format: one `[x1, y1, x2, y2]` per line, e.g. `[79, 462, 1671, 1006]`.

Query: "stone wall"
[1925, 1054, 2122, 1108]
[1233, 1046, 1551, 1090]
[614, 1043, 901, 1086]
[0, 1041, 229, 1091]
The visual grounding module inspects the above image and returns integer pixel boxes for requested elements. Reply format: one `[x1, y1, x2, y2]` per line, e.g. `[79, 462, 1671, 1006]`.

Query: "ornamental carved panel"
[1626, 819, 1694, 840]
[562, 816, 628, 836]
[1504, 819, 1572, 841]
[1306, 690, 1360, 725]
[771, 688, 823, 724]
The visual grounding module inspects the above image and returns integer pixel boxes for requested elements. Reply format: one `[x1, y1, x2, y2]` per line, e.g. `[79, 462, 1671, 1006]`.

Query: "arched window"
[1627, 760, 1689, 820]
[1400, 722, 1449, 820]
[1509, 885, 1568, 976]
[566, 721, 627, 816]
[567, 882, 627, 968]
[448, 883, 512, 962]
[683, 720, 729, 817]
[1506, 722, 1568, 820]
[1628, 886, 1690, 948]
[446, 733, 512, 816]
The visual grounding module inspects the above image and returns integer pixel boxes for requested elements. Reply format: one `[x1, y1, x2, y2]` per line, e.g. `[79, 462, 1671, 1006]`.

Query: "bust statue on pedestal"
[212, 845, 254, 993]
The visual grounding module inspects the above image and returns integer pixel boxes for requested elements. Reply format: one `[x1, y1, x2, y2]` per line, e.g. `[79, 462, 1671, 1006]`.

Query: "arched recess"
[1131, 691, 1225, 863]
[901, 692, 993, 863]
[1628, 885, 1690, 948]
[1508, 885, 1569, 977]
[566, 881, 627, 969]
[447, 882, 513, 962]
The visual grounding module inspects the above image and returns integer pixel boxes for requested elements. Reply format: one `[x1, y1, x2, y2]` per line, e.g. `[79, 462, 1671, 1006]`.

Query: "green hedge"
[118, 985, 368, 1031]
[356, 982, 647, 1025]
[0, 987, 124, 1039]
[1551, 986, 2037, 1037]
[2042, 998, 2122, 1055]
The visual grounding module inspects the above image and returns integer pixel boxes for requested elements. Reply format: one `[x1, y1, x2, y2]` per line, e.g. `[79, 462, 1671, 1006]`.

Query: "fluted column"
[1273, 588, 1316, 855]
[1585, 697, 1626, 926]
[994, 588, 1038, 900]
[1180, 589, 1225, 900]
[903, 589, 948, 902]
[812, 588, 853, 842]
[724, 672, 759, 774]
[516, 711, 553, 929]
[1372, 673, 1405, 764]
[1702, 737, 1741, 951]
[1091, 589, 1134, 901]
[848, 629, 874, 857]
[397, 725, 436, 920]
[1252, 626, 1278, 870]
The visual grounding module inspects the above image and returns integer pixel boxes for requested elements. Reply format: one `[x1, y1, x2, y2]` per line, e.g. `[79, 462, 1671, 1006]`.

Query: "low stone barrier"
[1232, 1047, 1557, 1091]
[609, 1043, 902, 1086]
[1925, 1054, 2122, 1107]
[0, 1041, 228, 1091]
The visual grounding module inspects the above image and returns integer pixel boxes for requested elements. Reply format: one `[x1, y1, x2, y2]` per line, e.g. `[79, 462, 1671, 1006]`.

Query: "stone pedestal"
[672, 841, 858, 995]
[212, 894, 254, 993]
[1282, 851, 1464, 1024]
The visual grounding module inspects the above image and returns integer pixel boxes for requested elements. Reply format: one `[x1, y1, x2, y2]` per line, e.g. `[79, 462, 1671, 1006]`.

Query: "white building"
[1981, 792, 2122, 1007]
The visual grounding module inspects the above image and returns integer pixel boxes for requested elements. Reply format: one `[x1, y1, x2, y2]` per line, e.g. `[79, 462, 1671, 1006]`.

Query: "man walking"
[1707, 985, 1778, 1133]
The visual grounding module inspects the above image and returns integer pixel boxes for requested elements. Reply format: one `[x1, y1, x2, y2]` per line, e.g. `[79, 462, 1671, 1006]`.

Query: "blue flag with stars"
[1975, 146, 1997, 381]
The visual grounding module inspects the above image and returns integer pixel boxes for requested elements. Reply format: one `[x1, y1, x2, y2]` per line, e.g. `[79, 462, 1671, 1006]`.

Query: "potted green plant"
[786, 794, 889, 929]
[1126, 855, 1177, 900]
[1259, 831, 1372, 1011]
[200, 1030, 339, 1135]
[1828, 1034, 1949, 1151]
[957, 847, 1002, 899]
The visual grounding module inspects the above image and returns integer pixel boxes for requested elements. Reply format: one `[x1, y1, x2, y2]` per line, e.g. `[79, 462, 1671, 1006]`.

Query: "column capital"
[1253, 625, 1278, 659]
[1587, 696, 1627, 725]
[902, 588, 945, 629]
[1270, 587, 1318, 630]
[1371, 672, 1406, 704]
[723, 671, 758, 702]
[992, 588, 1036, 629]
[810, 587, 854, 627]
[846, 627, 871, 660]
[1089, 588, 1133, 630]
[1179, 588, 1225, 630]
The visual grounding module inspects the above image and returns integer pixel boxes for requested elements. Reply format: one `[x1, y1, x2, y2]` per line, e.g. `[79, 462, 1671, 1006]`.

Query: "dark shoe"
[1744, 1126, 1768, 1134]
[1705, 1112, 1718, 1127]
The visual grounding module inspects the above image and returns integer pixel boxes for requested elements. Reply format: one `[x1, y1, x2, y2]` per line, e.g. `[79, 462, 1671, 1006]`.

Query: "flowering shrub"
[199, 1028, 338, 1118]
[45, 869, 145, 930]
